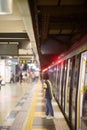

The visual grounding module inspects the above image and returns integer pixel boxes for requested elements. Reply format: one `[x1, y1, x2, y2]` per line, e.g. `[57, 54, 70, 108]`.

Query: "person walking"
[10, 72, 15, 83]
[19, 71, 23, 84]
[0, 75, 2, 90]
[43, 73, 54, 119]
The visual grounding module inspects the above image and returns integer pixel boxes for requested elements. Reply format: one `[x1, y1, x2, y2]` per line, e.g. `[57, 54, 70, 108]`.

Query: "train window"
[51, 66, 58, 97]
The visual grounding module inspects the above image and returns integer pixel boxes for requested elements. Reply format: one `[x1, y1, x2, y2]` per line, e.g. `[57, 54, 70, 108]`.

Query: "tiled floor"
[31, 86, 70, 130]
[0, 80, 71, 130]
[0, 82, 32, 127]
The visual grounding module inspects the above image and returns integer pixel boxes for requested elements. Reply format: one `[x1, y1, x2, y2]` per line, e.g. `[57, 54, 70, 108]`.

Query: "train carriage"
[42, 35, 87, 130]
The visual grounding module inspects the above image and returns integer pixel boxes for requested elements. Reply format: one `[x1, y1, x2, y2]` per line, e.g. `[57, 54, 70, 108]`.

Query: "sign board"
[0, 44, 18, 55]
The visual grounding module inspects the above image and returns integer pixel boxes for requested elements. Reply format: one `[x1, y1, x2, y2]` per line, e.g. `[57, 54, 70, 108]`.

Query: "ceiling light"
[0, 0, 12, 15]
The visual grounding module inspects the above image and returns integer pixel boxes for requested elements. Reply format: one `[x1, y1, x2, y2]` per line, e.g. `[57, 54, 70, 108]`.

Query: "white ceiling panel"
[0, 20, 26, 32]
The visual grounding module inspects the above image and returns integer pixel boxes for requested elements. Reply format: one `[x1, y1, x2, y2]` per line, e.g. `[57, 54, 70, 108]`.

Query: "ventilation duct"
[41, 39, 67, 54]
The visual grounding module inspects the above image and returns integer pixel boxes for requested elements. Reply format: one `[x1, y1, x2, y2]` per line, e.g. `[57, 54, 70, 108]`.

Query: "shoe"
[46, 116, 54, 119]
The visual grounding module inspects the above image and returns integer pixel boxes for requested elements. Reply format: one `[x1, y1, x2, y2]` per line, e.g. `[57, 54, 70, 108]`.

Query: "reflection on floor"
[0, 82, 30, 126]
[0, 81, 71, 130]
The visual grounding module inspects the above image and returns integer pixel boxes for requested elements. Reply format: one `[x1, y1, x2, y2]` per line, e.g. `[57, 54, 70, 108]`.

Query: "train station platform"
[0, 80, 70, 130]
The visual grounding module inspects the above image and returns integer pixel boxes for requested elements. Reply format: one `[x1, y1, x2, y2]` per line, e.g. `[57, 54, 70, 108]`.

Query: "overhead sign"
[0, 44, 18, 55]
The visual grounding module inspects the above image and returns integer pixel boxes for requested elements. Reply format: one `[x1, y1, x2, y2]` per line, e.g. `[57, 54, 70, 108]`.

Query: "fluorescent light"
[0, 0, 12, 15]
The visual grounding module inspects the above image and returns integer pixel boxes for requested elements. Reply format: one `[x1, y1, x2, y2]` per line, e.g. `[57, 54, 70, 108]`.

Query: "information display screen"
[0, 44, 18, 55]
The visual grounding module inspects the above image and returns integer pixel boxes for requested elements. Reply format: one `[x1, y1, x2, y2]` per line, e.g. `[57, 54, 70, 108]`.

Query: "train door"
[65, 58, 73, 121]
[54, 65, 58, 100]
[57, 64, 61, 103]
[61, 60, 68, 111]
[70, 54, 81, 130]
[77, 51, 87, 130]
[65, 59, 70, 118]
[55, 65, 59, 101]
[59, 62, 64, 106]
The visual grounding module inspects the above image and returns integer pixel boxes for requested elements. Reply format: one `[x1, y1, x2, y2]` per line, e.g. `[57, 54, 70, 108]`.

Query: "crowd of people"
[0, 70, 39, 90]
[10, 70, 39, 84]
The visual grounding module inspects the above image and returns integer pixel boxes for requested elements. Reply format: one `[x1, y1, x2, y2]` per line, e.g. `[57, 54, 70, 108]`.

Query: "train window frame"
[70, 54, 81, 130]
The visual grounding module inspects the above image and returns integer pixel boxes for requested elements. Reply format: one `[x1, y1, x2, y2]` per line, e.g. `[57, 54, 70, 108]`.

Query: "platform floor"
[0, 80, 71, 130]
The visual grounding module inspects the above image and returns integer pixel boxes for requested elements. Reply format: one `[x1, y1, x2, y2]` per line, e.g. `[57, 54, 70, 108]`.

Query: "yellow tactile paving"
[37, 96, 44, 100]
[26, 83, 41, 130]
[36, 102, 45, 106]
[32, 128, 47, 130]
[34, 112, 45, 117]
[38, 92, 43, 95]
[0, 116, 4, 124]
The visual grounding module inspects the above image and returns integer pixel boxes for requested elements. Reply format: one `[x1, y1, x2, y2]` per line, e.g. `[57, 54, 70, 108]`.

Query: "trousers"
[46, 98, 54, 116]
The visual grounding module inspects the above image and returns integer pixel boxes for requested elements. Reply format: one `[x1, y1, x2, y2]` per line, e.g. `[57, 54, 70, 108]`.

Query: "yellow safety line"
[35, 112, 45, 117]
[26, 84, 40, 130]
[37, 97, 44, 99]
[32, 128, 47, 130]
[37, 102, 45, 106]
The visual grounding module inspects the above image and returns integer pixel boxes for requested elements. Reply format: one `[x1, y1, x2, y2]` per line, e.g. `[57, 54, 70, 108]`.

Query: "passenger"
[31, 71, 35, 82]
[10, 72, 15, 83]
[0, 75, 2, 90]
[22, 71, 27, 82]
[34, 71, 39, 80]
[15, 73, 19, 82]
[43, 73, 54, 119]
[19, 72, 23, 84]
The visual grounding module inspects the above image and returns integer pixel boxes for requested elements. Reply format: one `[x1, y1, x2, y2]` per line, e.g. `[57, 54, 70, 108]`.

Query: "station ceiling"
[29, 0, 87, 69]
[0, 0, 87, 69]
[0, 0, 37, 63]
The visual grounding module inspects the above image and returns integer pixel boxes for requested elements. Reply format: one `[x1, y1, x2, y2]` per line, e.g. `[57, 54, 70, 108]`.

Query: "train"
[42, 35, 87, 130]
